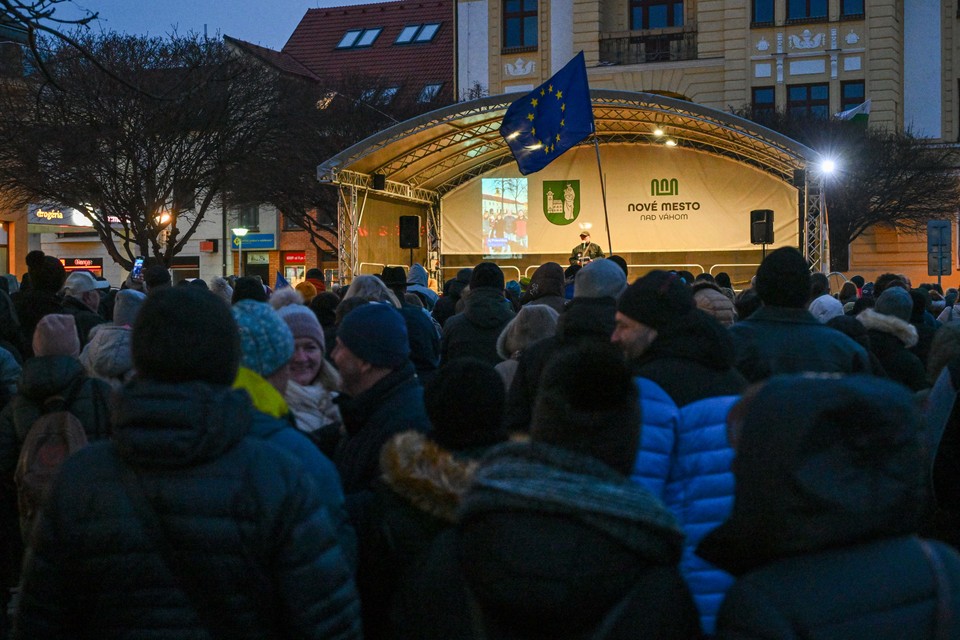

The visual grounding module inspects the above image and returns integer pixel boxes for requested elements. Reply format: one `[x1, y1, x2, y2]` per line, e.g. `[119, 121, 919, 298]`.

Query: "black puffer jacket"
[440, 288, 515, 366]
[13, 381, 362, 640]
[698, 375, 960, 640]
[395, 442, 702, 639]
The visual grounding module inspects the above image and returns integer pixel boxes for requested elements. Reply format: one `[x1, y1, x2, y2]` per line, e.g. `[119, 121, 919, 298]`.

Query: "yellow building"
[457, 0, 957, 284]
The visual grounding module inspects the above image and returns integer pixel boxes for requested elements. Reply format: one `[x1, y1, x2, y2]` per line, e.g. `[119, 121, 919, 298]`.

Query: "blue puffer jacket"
[632, 377, 737, 635]
[13, 381, 362, 640]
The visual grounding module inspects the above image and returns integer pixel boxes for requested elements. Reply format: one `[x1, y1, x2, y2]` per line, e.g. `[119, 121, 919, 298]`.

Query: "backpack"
[14, 393, 88, 538]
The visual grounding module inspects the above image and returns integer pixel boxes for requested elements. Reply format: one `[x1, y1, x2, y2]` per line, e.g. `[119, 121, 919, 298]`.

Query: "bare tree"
[0, 32, 279, 269]
[733, 107, 960, 271]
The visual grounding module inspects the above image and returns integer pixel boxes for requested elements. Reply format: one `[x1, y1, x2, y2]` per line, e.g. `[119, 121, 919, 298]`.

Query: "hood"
[380, 431, 479, 523]
[17, 355, 86, 402]
[638, 309, 736, 370]
[556, 296, 617, 342]
[857, 308, 919, 348]
[79, 324, 134, 382]
[462, 288, 515, 328]
[458, 441, 682, 633]
[407, 263, 429, 287]
[112, 381, 253, 468]
[698, 374, 925, 576]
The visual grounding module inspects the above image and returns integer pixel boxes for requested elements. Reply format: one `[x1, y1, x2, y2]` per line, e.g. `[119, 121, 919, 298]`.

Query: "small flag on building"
[500, 51, 594, 175]
[275, 271, 291, 289]
[835, 99, 870, 125]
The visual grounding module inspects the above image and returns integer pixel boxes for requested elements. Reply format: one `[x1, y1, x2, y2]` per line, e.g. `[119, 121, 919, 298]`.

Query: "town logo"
[651, 178, 679, 196]
[543, 180, 580, 225]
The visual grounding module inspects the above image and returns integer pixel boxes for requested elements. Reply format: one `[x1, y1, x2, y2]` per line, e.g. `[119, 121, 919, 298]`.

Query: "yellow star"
[548, 84, 553, 94]
[543, 146, 550, 154]
[555, 133, 561, 142]
[540, 88, 545, 96]
[561, 103, 566, 112]
[556, 90, 563, 99]
[531, 127, 536, 136]
[527, 112, 535, 121]
[531, 98, 538, 108]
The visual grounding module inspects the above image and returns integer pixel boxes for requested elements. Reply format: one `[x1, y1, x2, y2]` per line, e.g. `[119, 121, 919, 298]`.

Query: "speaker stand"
[409, 248, 414, 267]
[762, 243, 766, 261]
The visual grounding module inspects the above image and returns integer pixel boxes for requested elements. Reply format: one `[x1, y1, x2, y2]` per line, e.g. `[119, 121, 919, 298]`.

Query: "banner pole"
[593, 135, 613, 254]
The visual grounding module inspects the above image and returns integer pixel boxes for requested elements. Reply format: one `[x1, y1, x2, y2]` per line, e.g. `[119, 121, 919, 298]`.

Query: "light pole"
[232, 227, 248, 277]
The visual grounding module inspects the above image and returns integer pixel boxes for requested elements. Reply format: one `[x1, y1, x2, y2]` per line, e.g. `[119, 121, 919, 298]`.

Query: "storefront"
[60, 257, 104, 277]
[283, 250, 306, 285]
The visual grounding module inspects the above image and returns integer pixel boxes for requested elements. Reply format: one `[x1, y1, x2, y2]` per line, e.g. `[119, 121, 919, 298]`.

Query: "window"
[336, 27, 382, 49]
[396, 23, 441, 44]
[630, 0, 684, 30]
[841, 80, 865, 113]
[841, 0, 864, 18]
[282, 214, 303, 232]
[237, 205, 259, 231]
[787, 83, 829, 118]
[752, 0, 774, 25]
[752, 86, 775, 119]
[380, 87, 399, 104]
[787, 0, 827, 21]
[418, 83, 443, 103]
[503, 0, 537, 50]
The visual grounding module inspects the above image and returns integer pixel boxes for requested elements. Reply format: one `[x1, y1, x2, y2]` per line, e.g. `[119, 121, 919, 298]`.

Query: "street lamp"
[232, 227, 249, 276]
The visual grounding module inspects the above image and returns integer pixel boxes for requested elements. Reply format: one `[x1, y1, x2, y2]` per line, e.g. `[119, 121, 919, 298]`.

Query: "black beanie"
[470, 262, 504, 290]
[617, 270, 695, 331]
[755, 247, 810, 308]
[531, 344, 640, 476]
[32, 255, 66, 293]
[133, 287, 240, 385]
[424, 358, 508, 451]
[231, 276, 269, 304]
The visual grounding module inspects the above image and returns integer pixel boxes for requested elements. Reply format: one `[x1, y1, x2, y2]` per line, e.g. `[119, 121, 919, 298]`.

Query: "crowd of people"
[1, 246, 959, 639]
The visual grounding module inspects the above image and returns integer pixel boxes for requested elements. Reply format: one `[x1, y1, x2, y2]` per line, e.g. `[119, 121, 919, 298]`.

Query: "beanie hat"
[531, 344, 640, 476]
[32, 256, 66, 293]
[231, 300, 295, 377]
[336, 302, 409, 369]
[617, 270, 695, 331]
[33, 314, 80, 358]
[113, 289, 147, 327]
[295, 281, 318, 303]
[851, 275, 865, 289]
[143, 264, 172, 291]
[470, 262, 505, 290]
[575, 259, 627, 299]
[209, 276, 233, 304]
[277, 304, 325, 351]
[232, 276, 269, 304]
[875, 287, 913, 322]
[505, 280, 522, 298]
[755, 247, 811, 308]
[424, 358, 508, 451]
[528, 262, 564, 299]
[496, 304, 560, 360]
[133, 287, 240, 385]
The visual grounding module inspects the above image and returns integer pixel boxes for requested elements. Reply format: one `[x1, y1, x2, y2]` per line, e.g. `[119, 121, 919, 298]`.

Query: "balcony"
[599, 29, 697, 66]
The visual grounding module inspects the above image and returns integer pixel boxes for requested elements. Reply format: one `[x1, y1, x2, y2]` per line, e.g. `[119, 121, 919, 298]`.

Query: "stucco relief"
[788, 29, 825, 50]
[504, 58, 535, 76]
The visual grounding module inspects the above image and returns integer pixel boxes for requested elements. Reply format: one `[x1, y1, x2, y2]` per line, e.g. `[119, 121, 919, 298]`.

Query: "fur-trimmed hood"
[857, 308, 919, 348]
[380, 431, 479, 523]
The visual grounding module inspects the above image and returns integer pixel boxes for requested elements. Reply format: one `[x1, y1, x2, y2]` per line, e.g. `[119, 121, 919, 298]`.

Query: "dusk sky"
[52, 0, 376, 51]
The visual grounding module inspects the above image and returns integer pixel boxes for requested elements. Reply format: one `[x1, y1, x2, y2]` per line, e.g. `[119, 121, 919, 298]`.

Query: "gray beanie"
[575, 259, 628, 299]
[113, 289, 147, 327]
[875, 287, 913, 322]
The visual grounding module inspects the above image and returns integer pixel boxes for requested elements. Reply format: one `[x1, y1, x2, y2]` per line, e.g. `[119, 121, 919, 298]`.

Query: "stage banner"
[440, 144, 798, 255]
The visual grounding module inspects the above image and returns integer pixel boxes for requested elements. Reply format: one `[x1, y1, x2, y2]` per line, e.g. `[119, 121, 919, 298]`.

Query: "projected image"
[482, 178, 528, 255]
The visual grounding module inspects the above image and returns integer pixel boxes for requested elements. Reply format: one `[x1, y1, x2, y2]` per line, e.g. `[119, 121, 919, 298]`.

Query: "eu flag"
[500, 51, 594, 175]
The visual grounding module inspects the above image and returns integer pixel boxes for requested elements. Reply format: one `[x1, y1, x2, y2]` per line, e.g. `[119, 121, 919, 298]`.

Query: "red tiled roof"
[225, 36, 320, 81]
[281, 0, 454, 102]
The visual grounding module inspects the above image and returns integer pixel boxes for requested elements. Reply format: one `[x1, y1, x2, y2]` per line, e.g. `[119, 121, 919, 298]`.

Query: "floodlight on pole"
[232, 227, 248, 276]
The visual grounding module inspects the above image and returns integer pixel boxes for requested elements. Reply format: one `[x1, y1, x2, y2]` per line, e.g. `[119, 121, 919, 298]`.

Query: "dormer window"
[395, 23, 441, 44]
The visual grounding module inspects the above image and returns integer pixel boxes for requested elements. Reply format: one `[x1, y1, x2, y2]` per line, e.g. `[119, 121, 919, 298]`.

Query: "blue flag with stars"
[500, 51, 594, 175]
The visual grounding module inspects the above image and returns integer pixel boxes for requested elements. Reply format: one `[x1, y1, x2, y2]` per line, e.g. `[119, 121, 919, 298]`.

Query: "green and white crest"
[543, 180, 580, 225]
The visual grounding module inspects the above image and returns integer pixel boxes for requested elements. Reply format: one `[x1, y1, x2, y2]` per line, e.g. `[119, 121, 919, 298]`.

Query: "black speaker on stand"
[399, 215, 421, 266]
[750, 209, 774, 259]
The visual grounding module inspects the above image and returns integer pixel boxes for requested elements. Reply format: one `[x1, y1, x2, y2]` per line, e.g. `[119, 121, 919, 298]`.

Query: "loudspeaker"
[750, 209, 774, 245]
[372, 174, 387, 190]
[399, 216, 421, 249]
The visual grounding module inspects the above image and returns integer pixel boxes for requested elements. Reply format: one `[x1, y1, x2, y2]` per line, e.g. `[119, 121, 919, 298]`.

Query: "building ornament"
[504, 58, 535, 76]
[788, 29, 825, 50]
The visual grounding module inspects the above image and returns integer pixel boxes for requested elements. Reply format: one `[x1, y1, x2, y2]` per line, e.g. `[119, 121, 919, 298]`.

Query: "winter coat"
[699, 375, 960, 640]
[504, 296, 617, 432]
[399, 303, 440, 385]
[729, 305, 872, 382]
[495, 304, 560, 391]
[334, 362, 430, 514]
[693, 285, 737, 327]
[12, 290, 63, 359]
[394, 441, 702, 640]
[0, 348, 20, 399]
[358, 431, 482, 639]
[79, 324, 135, 386]
[857, 308, 929, 392]
[406, 264, 439, 310]
[440, 287, 515, 366]
[60, 296, 106, 347]
[12, 381, 362, 640]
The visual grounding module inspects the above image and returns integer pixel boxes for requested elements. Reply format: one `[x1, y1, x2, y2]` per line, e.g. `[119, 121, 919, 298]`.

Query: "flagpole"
[593, 135, 613, 254]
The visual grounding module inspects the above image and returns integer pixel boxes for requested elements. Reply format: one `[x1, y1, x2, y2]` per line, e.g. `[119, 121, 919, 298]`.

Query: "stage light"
[665, 138, 677, 147]
[820, 158, 837, 174]
[653, 127, 664, 137]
